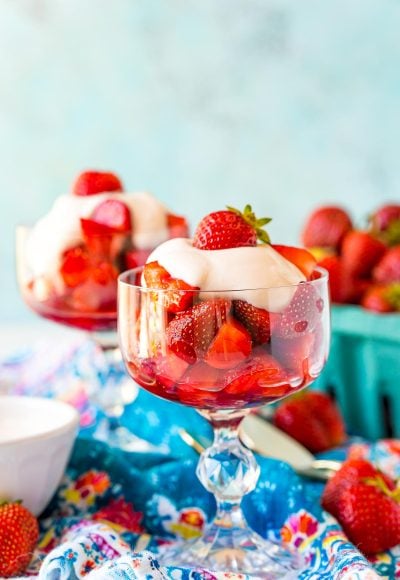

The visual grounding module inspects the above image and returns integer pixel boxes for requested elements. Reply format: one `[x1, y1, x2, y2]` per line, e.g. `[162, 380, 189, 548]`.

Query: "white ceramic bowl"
[0, 396, 79, 515]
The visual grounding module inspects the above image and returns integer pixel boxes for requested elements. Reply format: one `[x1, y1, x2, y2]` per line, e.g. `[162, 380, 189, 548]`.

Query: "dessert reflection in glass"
[118, 205, 330, 577]
[17, 170, 188, 450]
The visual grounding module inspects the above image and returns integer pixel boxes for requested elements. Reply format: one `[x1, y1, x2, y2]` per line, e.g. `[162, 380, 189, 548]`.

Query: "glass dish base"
[157, 522, 305, 579]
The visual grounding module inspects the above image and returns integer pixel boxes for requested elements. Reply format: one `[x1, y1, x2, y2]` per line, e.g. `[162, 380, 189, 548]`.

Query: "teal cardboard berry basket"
[313, 305, 400, 440]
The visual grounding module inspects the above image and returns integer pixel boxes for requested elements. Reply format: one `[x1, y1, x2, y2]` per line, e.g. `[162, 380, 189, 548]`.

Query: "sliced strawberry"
[177, 362, 224, 406]
[272, 245, 317, 279]
[125, 249, 152, 269]
[60, 245, 90, 288]
[232, 300, 270, 345]
[271, 334, 313, 378]
[341, 231, 386, 278]
[91, 262, 119, 285]
[167, 213, 189, 239]
[166, 299, 231, 363]
[270, 284, 323, 338]
[143, 261, 199, 313]
[70, 278, 116, 313]
[301, 206, 353, 250]
[80, 217, 115, 237]
[72, 171, 123, 196]
[223, 351, 289, 398]
[91, 199, 132, 233]
[193, 205, 271, 250]
[204, 319, 252, 369]
[153, 351, 189, 391]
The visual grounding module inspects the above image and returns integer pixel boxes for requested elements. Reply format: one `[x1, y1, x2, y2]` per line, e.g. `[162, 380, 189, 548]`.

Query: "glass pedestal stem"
[158, 410, 305, 578]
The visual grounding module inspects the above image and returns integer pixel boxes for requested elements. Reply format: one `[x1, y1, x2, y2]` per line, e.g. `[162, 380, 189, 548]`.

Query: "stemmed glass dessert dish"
[117, 205, 330, 577]
[16, 170, 188, 449]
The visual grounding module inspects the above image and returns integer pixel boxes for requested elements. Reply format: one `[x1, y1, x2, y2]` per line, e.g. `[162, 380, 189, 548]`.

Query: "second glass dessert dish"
[16, 170, 188, 449]
[118, 205, 330, 578]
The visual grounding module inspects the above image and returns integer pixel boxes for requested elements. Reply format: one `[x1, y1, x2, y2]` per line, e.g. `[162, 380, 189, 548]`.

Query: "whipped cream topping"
[26, 191, 170, 278]
[146, 238, 306, 312]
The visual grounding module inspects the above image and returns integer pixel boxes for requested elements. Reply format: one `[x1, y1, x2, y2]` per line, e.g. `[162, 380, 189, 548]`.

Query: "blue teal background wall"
[2, 0, 400, 321]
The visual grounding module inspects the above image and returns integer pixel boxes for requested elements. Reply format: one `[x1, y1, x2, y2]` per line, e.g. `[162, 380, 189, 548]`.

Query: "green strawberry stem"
[377, 219, 400, 247]
[226, 204, 271, 244]
[363, 476, 400, 501]
[384, 283, 400, 311]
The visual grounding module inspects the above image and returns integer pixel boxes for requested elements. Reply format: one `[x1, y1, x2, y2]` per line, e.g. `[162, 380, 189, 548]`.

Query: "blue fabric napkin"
[0, 338, 395, 579]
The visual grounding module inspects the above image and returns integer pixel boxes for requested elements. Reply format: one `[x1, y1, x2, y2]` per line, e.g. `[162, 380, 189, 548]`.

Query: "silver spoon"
[178, 414, 341, 482]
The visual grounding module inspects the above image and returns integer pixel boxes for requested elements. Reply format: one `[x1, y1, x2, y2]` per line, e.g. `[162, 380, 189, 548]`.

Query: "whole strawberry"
[301, 206, 353, 250]
[370, 204, 400, 246]
[341, 230, 386, 278]
[273, 391, 346, 453]
[193, 205, 271, 250]
[322, 459, 400, 555]
[361, 283, 400, 313]
[321, 459, 395, 519]
[0, 502, 39, 577]
[373, 246, 400, 284]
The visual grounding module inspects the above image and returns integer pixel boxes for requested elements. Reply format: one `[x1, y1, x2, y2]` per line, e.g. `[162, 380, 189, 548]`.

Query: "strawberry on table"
[322, 459, 400, 555]
[321, 459, 395, 520]
[205, 318, 252, 369]
[373, 246, 400, 284]
[0, 502, 39, 577]
[273, 391, 346, 453]
[193, 204, 271, 250]
[72, 170, 123, 196]
[271, 333, 314, 378]
[166, 299, 231, 363]
[341, 231, 386, 278]
[232, 300, 271, 345]
[272, 245, 317, 279]
[301, 206, 353, 250]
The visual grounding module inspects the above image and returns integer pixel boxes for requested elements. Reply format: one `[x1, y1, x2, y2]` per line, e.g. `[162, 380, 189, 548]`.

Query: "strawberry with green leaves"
[321, 459, 400, 555]
[370, 204, 400, 246]
[361, 283, 400, 313]
[193, 204, 271, 250]
[373, 246, 400, 284]
[0, 502, 39, 577]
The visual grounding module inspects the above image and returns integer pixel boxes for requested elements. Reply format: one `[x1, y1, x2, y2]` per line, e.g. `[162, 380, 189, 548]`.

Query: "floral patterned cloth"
[0, 337, 397, 579]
